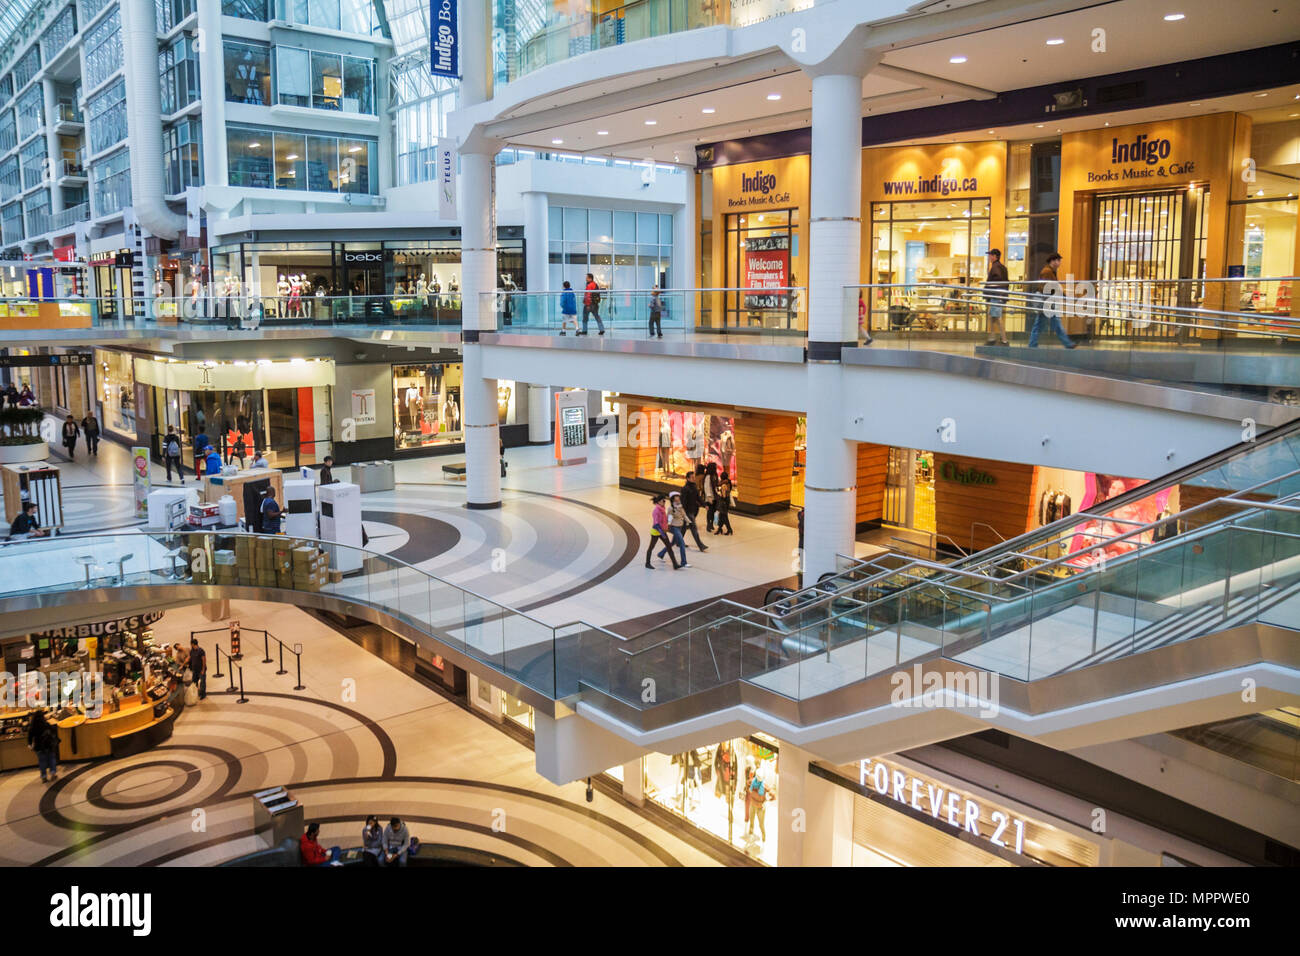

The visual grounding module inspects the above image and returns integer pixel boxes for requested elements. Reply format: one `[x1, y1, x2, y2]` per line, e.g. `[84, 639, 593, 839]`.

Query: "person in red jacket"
[300, 822, 341, 866]
[579, 273, 605, 336]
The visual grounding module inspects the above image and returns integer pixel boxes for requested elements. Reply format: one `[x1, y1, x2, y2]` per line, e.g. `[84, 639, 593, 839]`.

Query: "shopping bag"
[184, 683, 199, 706]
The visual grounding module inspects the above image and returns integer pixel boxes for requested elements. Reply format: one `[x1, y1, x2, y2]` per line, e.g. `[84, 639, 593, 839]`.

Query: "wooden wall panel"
[933, 454, 1036, 552]
[618, 404, 658, 481]
[735, 414, 796, 509]
[856, 442, 889, 526]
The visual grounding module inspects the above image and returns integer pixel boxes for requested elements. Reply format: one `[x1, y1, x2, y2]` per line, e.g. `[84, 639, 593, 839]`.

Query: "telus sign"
[431, 0, 459, 79]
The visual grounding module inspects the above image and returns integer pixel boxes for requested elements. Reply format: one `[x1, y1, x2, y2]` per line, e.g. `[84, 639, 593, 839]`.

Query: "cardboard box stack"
[235, 535, 256, 585]
[214, 549, 236, 585]
[292, 545, 329, 592]
[255, 536, 278, 588]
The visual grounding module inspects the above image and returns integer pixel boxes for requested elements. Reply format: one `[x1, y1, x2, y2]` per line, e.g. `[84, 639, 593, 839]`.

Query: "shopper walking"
[4, 383, 18, 407]
[27, 709, 59, 783]
[319, 454, 336, 485]
[18, 383, 34, 406]
[984, 248, 1011, 345]
[81, 412, 100, 456]
[715, 473, 734, 535]
[193, 428, 210, 475]
[648, 285, 665, 338]
[163, 426, 185, 482]
[1027, 252, 1076, 349]
[644, 494, 680, 570]
[60, 415, 79, 460]
[188, 638, 207, 700]
[579, 273, 605, 336]
[657, 492, 689, 567]
[678, 472, 708, 552]
[558, 280, 578, 335]
[703, 462, 719, 533]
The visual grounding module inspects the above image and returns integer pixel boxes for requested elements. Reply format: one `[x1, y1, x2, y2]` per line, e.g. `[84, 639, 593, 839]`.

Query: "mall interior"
[0, 0, 1297, 871]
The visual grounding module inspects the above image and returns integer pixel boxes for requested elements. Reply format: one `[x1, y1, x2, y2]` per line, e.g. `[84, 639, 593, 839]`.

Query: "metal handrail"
[969, 521, 1007, 554]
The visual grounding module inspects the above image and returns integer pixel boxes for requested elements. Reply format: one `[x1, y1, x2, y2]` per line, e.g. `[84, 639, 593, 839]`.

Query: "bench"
[441, 464, 466, 481]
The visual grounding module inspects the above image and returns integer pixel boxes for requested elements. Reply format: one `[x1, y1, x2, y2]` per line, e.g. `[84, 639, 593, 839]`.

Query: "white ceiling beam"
[873, 63, 997, 100]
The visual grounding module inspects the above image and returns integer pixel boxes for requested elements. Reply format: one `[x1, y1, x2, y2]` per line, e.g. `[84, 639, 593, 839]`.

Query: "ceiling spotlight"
[1046, 38, 1064, 45]
[285, 153, 298, 160]
[596, 130, 609, 135]
[551, 138, 563, 145]
[1163, 12, 1185, 21]
[701, 107, 715, 114]
[987, 129, 995, 134]
[644, 119, 657, 125]
[248, 142, 261, 148]
[949, 55, 967, 64]
[1255, 92, 1269, 98]
[766, 93, 781, 101]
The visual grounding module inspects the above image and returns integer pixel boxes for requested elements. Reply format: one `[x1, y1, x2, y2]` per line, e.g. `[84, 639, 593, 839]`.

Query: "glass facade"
[18, 135, 44, 189]
[162, 119, 202, 194]
[12, 45, 39, 91]
[91, 149, 131, 216]
[548, 205, 673, 293]
[0, 110, 13, 154]
[160, 34, 201, 115]
[39, 5, 75, 61]
[275, 47, 374, 113]
[23, 188, 49, 236]
[95, 348, 137, 440]
[83, 7, 122, 91]
[224, 40, 271, 105]
[15, 84, 41, 140]
[87, 79, 127, 155]
[155, 0, 198, 31]
[0, 155, 18, 202]
[226, 124, 376, 194]
[0, 201, 21, 244]
[273, 0, 382, 35]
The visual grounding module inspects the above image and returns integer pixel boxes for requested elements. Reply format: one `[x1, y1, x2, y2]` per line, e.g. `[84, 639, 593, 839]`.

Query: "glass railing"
[0, 530, 564, 698]
[56, 103, 83, 124]
[499, 0, 821, 83]
[51, 202, 88, 230]
[847, 277, 1300, 353]
[479, 288, 808, 339]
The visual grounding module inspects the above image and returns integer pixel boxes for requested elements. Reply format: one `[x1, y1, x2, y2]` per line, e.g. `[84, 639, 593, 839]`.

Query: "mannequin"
[714, 741, 739, 841]
[404, 382, 422, 432]
[718, 428, 735, 479]
[444, 394, 459, 433]
[276, 274, 289, 316]
[658, 415, 672, 474]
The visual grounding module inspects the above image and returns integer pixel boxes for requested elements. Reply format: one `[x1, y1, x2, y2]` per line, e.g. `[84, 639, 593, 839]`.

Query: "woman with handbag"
[715, 474, 734, 535]
[645, 495, 681, 570]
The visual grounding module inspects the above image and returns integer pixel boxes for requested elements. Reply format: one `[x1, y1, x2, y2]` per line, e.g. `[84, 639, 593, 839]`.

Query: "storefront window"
[868, 199, 991, 332]
[274, 131, 307, 190]
[638, 406, 737, 483]
[643, 736, 779, 864]
[501, 692, 533, 731]
[95, 348, 136, 439]
[1228, 136, 1297, 312]
[724, 208, 800, 329]
[226, 127, 272, 189]
[393, 362, 462, 450]
[224, 40, 271, 105]
[548, 205, 672, 293]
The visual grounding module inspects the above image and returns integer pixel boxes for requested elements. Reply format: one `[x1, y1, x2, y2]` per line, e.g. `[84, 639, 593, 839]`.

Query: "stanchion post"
[213, 645, 224, 680]
[294, 649, 304, 692]
[237, 664, 249, 704]
[276, 641, 287, 676]
[262, 630, 272, 664]
[227, 651, 237, 693]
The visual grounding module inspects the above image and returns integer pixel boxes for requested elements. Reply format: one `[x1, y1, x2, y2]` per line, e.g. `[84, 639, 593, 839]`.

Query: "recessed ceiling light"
[1257, 189, 1265, 196]
[285, 153, 298, 160]
[551, 138, 563, 145]
[766, 93, 781, 101]
[1046, 38, 1064, 46]
[1035, 124, 1044, 129]
[248, 142, 261, 148]
[701, 107, 715, 114]
[949, 55, 967, 64]
[987, 129, 995, 134]
[596, 130, 609, 135]
[1255, 92, 1269, 98]
[644, 119, 657, 125]
[1163, 12, 1185, 21]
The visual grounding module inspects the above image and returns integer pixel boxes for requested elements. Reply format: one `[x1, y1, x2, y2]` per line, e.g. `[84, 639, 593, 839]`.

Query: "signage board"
[435, 137, 457, 220]
[430, 0, 459, 79]
[351, 388, 376, 426]
[32, 610, 165, 640]
[132, 447, 151, 518]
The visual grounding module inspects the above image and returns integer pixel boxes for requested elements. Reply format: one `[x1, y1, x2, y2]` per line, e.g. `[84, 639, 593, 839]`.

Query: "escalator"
[569, 419, 1300, 747]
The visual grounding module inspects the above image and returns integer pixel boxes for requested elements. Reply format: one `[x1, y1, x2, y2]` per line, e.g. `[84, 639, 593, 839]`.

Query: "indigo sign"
[431, 0, 459, 79]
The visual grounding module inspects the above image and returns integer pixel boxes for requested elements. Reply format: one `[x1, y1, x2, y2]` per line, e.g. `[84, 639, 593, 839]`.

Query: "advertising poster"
[132, 447, 151, 518]
[351, 388, 376, 425]
[742, 235, 790, 309]
[1066, 474, 1172, 567]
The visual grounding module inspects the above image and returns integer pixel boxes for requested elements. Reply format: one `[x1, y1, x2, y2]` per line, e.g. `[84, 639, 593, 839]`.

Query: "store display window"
[393, 362, 462, 450]
[868, 199, 991, 333]
[643, 735, 779, 864]
[501, 692, 533, 731]
[641, 407, 737, 483]
[724, 208, 800, 329]
[95, 349, 136, 440]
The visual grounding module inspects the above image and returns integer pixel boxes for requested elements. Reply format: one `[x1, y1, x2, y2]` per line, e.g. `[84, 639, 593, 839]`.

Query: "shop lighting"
[1163, 13, 1185, 21]
[290, 358, 307, 365]
[766, 93, 781, 101]
[644, 119, 657, 125]
[551, 138, 563, 145]
[1255, 93, 1269, 98]
[1046, 38, 1064, 45]
[1015, 205, 1024, 212]
[1257, 189, 1265, 196]
[249, 142, 261, 149]
[285, 153, 299, 160]
[701, 107, 715, 114]
[257, 359, 272, 366]
[596, 130, 609, 135]
[949, 55, 967, 64]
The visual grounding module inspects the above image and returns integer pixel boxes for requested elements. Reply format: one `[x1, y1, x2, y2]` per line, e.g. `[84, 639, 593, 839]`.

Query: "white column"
[41, 79, 63, 215]
[196, 0, 229, 190]
[527, 383, 551, 443]
[674, 172, 695, 326]
[802, 68, 864, 581]
[806, 71, 863, 347]
[459, 0, 500, 509]
[522, 190, 548, 293]
[621, 759, 644, 806]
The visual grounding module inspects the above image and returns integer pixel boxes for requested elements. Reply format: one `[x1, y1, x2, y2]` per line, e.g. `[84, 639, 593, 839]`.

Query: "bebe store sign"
[859, 758, 1027, 855]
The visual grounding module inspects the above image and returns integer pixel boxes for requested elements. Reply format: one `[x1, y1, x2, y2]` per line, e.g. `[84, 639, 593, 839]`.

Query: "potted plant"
[0, 406, 49, 464]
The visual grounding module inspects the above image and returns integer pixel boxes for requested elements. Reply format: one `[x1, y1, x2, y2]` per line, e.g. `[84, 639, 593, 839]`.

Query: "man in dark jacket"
[678, 473, 708, 552]
[81, 413, 101, 456]
[61, 416, 79, 460]
[188, 638, 207, 700]
[984, 248, 1010, 345]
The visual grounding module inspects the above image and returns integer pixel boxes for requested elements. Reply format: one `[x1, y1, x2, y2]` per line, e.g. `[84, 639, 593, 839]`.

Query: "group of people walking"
[59, 413, 100, 460]
[645, 462, 734, 570]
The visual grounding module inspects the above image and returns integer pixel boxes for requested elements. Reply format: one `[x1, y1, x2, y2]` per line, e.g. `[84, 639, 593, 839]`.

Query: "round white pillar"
[803, 365, 857, 582]
[807, 72, 863, 350]
[522, 191, 548, 293]
[460, 150, 500, 508]
[527, 383, 551, 443]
